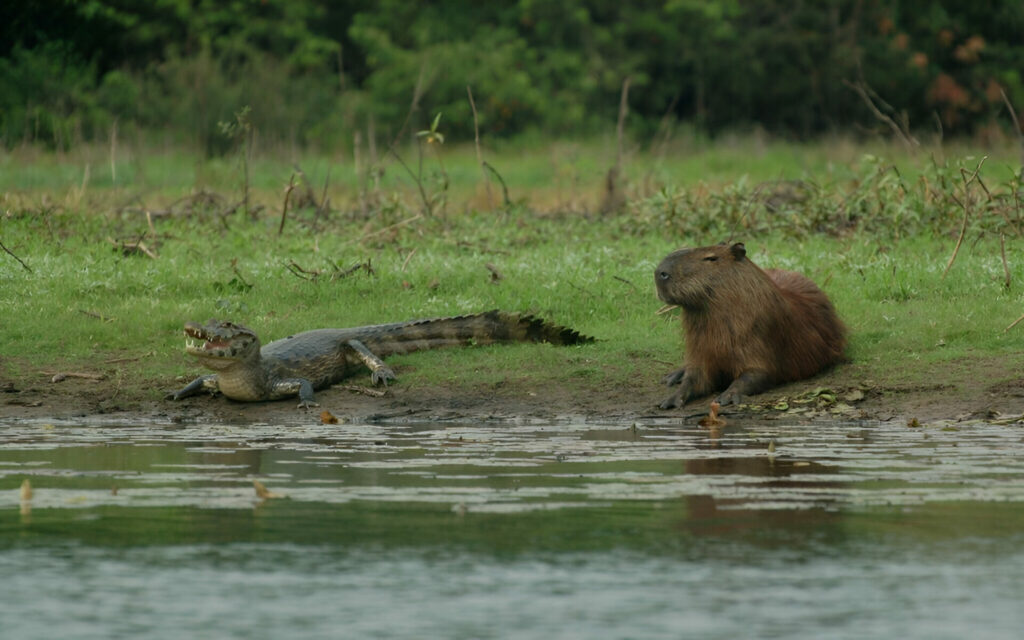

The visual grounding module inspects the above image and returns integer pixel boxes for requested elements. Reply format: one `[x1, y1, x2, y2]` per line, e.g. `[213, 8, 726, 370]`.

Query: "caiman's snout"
[182, 319, 258, 363]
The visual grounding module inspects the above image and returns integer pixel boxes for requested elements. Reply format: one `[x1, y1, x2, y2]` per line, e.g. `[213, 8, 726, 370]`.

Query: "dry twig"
[47, 371, 106, 383]
[79, 309, 115, 322]
[942, 156, 988, 279]
[1000, 88, 1024, 182]
[467, 85, 493, 208]
[1001, 234, 1011, 290]
[341, 384, 387, 398]
[1, 238, 33, 272]
[1005, 313, 1024, 333]
[843, 78, 919, 150]
[279, 172, 297, 236]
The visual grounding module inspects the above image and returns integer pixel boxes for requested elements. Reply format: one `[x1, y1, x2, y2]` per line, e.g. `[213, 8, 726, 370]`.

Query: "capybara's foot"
[663, 367, 686, 386]
[659, 390, 683, 410]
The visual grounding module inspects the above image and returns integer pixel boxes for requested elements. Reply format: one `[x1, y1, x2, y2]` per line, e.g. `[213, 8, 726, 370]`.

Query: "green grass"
[1, 137, 1023, 402]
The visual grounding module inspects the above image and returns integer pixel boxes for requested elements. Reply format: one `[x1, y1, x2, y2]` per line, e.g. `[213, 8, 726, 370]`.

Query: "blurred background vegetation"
[2, 0, 1022, 154]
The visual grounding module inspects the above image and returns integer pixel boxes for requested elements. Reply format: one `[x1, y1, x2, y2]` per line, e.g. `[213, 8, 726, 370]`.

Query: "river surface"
[1, 416, 1023, 639]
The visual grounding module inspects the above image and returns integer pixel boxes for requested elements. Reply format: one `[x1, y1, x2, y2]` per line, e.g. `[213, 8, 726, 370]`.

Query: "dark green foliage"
[1, 1, 1023, 150]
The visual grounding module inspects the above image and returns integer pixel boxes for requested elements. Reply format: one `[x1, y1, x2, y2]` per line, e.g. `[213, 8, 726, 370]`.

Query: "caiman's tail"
[358, 310, 594, 356]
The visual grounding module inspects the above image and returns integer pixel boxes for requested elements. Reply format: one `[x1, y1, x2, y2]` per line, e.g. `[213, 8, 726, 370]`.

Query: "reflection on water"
[2, 417, 1024, 638]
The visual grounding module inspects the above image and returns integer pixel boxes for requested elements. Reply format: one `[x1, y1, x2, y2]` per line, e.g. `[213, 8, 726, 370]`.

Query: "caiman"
[168, 310, 593, 407]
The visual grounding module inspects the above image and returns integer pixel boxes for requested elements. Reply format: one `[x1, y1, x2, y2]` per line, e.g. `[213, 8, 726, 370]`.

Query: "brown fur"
[655, 242, 847, 408]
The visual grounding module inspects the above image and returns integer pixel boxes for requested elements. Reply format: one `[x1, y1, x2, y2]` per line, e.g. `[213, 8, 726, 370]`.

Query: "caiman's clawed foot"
[297, 399, 320, 409]
[370, 367, 397, 386]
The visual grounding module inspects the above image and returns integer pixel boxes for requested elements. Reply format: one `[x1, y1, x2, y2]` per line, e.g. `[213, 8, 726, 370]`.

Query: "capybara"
[654, 242, 846, 408]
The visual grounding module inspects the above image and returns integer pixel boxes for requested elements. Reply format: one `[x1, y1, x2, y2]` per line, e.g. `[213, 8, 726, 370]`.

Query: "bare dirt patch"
[3, 354, 1023, 426]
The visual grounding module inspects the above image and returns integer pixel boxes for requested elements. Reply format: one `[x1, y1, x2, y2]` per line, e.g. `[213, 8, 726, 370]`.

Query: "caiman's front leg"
[347, 339, 397, 386]
[270, 379, 319, 409]
[167, 375, 219, 400]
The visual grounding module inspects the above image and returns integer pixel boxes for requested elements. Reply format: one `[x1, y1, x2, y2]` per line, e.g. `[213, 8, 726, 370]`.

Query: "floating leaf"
[320, 410, 339, 424]
[253, 479, 286, 499]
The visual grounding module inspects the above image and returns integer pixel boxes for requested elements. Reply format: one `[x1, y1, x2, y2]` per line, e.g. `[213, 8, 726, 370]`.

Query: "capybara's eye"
[659, 271, 670, 280]
[703, 256, 718, 262]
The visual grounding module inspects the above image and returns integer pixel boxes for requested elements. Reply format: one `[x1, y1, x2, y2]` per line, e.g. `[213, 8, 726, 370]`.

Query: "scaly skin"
[168, 310, 593, 408]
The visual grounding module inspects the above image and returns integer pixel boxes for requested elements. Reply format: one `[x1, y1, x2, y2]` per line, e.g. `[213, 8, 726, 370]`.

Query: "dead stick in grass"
[341, 384, 387, 398]
[353, 213, 423, 244]
[0, 238, 32, 272]
[287, 260, 320, 281]
[79, 309, 115, 322]
[482, 161, 511, 207]
[47, 372, 106, 383]
[942, 156, 988, 279]
[401, 248, 417, 273]
[843, 78, 919, 150]
[279, 173, 297, 236]
[105, 352, 155, 364]
[1001, 234, 1011, 290]
[466, 85, 493, 209]
[313, 167, 331, 231]
[1000, 88, 1024, 183]
[1006, 313, 1024, 333]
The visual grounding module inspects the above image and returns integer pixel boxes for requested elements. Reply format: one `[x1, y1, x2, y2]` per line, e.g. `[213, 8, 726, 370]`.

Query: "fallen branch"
[79, 309, 115, 322]
[287, 259, 372, 282]
[108, 236, 158, 259]
[287, 260, 320, 281]
[104, 351, 156, 364]
[1005, 313, 1024, 333]
[341, 384, 387, 398]
[1, 238, 33, 272]
[354, 213, 423, 245]
[613, 275, 636, 289]
[47, 371, 106, 383]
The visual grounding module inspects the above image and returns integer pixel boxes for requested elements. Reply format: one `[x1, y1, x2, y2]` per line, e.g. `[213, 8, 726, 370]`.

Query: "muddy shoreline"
[4, 358, 1024, 426]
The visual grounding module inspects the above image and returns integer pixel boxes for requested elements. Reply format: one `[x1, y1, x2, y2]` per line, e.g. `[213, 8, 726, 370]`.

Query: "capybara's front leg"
[659, 367, 707, 409]
[663, 367, 687, 387]
[716, 370, 772, 405]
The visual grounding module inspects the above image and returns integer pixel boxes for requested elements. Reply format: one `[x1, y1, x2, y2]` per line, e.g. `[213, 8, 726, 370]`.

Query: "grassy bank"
[1, 138, 1022, 409]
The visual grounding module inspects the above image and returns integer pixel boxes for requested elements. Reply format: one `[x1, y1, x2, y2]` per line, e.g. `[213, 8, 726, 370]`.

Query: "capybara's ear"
[730, 243, 746, 260]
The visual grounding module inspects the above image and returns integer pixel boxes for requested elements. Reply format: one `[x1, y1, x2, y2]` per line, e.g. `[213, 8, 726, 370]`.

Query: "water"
[2, 417, 1023, 639]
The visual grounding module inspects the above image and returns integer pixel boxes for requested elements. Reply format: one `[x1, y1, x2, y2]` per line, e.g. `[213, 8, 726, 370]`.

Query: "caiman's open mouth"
[183, 320, 257, 360]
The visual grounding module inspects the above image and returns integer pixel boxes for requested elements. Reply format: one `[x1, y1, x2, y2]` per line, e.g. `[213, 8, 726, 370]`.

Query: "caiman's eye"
[703, 255, 718, 262]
